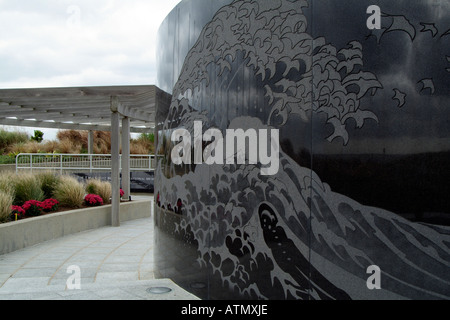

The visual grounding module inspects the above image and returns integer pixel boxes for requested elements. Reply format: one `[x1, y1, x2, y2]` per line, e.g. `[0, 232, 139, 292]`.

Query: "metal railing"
[16, 153, 155, 174]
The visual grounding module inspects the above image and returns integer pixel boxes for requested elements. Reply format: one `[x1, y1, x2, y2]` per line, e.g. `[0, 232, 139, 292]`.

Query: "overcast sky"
[0, 0, 181, 139]
[0, 0, 181, 89]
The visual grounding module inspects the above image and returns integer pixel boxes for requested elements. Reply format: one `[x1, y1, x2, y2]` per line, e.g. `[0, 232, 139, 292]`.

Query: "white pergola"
[0, 85, 167, 227]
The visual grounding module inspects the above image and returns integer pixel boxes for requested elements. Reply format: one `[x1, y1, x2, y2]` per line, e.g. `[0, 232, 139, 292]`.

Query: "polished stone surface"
[154, 0, 450, 300]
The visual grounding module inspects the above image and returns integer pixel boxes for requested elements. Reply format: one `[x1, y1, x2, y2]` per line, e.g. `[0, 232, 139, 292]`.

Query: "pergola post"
[111, 97, 121, 227]
[121, 117, 131, 201]
[88, 130, 94, 154]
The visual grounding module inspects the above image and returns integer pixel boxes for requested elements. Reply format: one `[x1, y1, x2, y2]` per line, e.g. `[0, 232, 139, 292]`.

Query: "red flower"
[11, 205, 25, 216]
[84, 194, 103, 206]
[41, 199, 59, 212]
[22, 200, 43, 217]
[10, 205, 25, 221]
[20, 198, 60, 217]
[11, 205, 25, 214]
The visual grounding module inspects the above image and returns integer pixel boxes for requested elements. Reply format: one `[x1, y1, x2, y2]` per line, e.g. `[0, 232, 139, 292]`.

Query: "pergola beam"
[117, 104, 154, 122]
[0, 118, 112, 131]
[2, 111, 91, 120]
[0, 119, 153, 132]
[13, 105, 111, 112]
[0, 85, 157, 132]
[5, 99, 109, 107]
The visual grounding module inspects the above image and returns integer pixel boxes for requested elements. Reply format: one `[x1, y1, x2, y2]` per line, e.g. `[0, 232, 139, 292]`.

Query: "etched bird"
[418, 78, 435, 95]
[420, 22, 438, 37]
[392, 88, 406, 108]
[370, 13, 416, 43]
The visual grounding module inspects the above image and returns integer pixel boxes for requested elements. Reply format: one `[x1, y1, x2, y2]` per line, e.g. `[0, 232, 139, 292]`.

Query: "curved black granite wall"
[154, 0, 450, 300]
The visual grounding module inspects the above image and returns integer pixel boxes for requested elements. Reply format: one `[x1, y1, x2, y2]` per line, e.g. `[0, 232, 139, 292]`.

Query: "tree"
[30, 130, 44, 143]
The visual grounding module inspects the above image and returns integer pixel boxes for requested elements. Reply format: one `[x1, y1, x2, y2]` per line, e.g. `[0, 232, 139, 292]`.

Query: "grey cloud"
[0, 0, 181, 88]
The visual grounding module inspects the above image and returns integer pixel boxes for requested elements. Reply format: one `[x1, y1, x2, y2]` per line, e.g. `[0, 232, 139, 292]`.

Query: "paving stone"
[0, 198, 199, 300]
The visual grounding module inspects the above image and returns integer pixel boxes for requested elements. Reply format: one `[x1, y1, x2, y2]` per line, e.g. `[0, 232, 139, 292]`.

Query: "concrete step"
[0, 278, 200, 300]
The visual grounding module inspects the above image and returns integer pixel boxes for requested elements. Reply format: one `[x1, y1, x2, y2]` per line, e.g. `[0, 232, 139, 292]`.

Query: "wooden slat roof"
[0, 85, 161, 133]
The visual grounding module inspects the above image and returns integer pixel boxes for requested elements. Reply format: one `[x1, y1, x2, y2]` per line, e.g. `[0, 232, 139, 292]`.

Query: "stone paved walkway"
[0, 196, 198, 300]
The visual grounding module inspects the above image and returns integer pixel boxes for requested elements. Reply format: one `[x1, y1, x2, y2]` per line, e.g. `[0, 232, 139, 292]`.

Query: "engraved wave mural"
[155, 0, 450, 299]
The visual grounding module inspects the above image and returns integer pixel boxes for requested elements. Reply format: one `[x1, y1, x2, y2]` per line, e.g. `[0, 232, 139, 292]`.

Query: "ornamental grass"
[0, 171, 115, 224]
[0, 171, 15, 197]
[85, 178, 112, 204]
[0, 191, 13, 223]
[12, 172, 45, 206]
[35, 171, 60, 199]
[53, 175, 85, 208]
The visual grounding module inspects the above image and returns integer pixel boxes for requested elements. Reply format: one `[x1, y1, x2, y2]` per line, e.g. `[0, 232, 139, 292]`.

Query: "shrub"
[11, 205, 25, 221]
[94, 131, 111, 151]
[57, 130, 85, 145]
[0, 191, 13, 223]
[56, 130, 112, 154]
[8, 141, 43, 154]
[56, 138, 82, 154]
[40, 140, 60, 153]
[85, 180, 96, 195]
[54, 175, 85, 208]
[84, 194, 103, 207]
[20, 198, 59, 217]
[36, 171, 60, 199]
[41, 198, 59, 212]
[0, 129, 28, 153]
[0, 154, 15, 164]
[12, 173, 45, 206]
[4, 198, 59, 223]
[130, 141, 149, 154]
[85, 179, 111, 204]
[130, 133, 155, 154]
[30, 130, 44, 143]
[22, 200, 43, 217]
[0, 171, 15, 197]
[93, 139, 110, 154]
